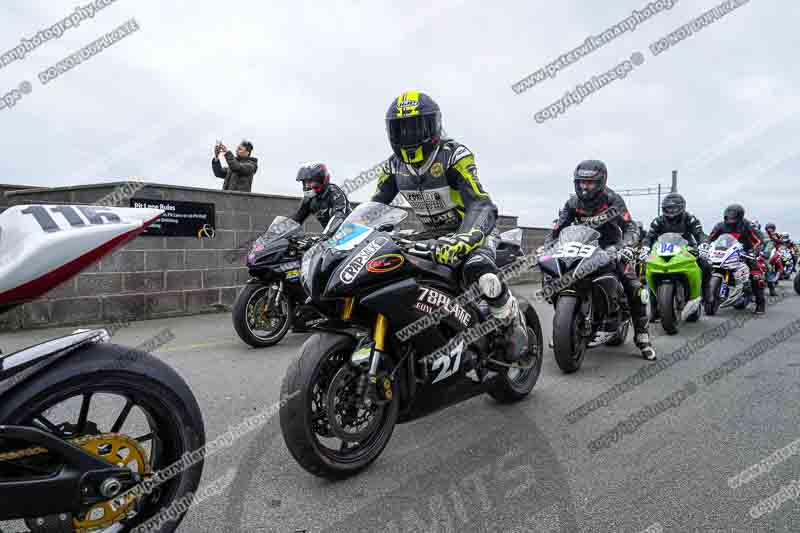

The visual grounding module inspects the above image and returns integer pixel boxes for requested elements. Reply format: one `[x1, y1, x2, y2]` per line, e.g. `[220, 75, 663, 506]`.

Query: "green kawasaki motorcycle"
[644, 233, 703, 334]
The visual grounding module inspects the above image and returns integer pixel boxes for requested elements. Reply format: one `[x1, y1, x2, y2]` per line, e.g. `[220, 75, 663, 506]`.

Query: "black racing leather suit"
[371, 138, 510, 306]
[642, 213, 707, 249]
[290, 182, 351, 236]
[643, 212, 711, 291]
[546, 188, 648, 335]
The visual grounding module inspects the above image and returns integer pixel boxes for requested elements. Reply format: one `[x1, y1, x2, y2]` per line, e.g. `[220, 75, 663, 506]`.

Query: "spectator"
[212, 139, 258, 192]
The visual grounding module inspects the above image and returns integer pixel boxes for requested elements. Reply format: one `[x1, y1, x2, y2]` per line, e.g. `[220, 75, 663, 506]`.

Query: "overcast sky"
[1, 0, 797, 236]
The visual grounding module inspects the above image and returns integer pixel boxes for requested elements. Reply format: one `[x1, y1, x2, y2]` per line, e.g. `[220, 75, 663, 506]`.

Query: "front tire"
[552, 295, 587, 374]
[795, 273, 800, 295]
[232, 283, 293, 348]
[280, 333, 399, 480]
[705, 276, 722, 316]
[658, 283, 678, 335]
[489, 302, 543, 403]
[0, 344, 205, 533]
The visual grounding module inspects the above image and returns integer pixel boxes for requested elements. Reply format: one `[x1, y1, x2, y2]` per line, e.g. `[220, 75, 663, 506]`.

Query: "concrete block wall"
[0, 182, 538, 330]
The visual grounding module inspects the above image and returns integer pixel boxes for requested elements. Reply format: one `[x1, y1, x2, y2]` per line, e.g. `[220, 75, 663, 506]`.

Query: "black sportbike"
[232, 216, 325, 347]
[279, 202, 543, 479]
[538, 225, 632, 373]
[0, 204, 204, 532]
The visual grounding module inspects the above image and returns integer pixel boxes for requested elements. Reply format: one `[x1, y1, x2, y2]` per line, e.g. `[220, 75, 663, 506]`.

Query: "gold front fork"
[342, 297, 354, 320]
[374, 314, 388, 352]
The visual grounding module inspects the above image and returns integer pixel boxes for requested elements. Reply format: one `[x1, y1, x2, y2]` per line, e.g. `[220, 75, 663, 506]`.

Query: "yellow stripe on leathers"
[451, 154, 490, 199]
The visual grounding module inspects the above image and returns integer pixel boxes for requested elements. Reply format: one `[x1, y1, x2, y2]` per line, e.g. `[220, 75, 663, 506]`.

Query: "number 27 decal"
[21, 205, 121, 233]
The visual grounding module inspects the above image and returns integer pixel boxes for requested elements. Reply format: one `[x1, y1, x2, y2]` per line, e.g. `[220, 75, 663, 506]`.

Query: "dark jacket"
[212, 152, 257, 192]
[290, 183, 351, 236]
[708, 218, 764, 252]
[642, 212, 707, 249]
[548, 187, 638, 249]
[370, 139, 497, 237]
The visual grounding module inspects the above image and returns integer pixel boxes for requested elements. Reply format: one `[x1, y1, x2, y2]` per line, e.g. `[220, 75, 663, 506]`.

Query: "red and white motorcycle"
[0, 204, 205, 532]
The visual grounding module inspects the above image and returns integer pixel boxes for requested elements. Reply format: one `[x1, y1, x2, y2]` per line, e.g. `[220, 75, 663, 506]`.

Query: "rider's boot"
[481, 274, 529, 363]
[635, 327, 657, 361]
[754, 284, 766, 315]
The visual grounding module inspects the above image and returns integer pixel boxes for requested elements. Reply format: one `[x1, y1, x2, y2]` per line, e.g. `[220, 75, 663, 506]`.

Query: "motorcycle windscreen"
[0, 205, 163, 308]
[654, 233, 688, 256]
[557, 224, 601, 246]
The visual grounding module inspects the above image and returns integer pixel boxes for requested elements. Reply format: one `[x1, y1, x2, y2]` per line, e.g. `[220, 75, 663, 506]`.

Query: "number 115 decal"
[21, 205, 123, 233]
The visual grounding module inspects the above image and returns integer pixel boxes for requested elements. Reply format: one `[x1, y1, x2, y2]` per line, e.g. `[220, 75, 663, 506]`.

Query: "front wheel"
[552, 295, 587, 374]
[658, 283, 678, 335]
[232, 283, 293, 348]
[280, 332, 399, 480]
[488, 302, 543, 402]
[795, 273, 800, 296]
[705, 276, 722, 316]
[0, 343, 205, 532]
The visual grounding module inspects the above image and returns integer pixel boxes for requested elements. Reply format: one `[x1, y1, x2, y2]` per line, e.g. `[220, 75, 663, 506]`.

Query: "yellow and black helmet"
[385, 91, 442, 164]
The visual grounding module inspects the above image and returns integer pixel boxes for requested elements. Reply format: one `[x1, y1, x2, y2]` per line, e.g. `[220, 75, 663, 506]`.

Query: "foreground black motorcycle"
[232, 216, 325, 347]
[537, 225, 632, 373]
[0, 205, 204, 532]
[279, 202, 543, 479]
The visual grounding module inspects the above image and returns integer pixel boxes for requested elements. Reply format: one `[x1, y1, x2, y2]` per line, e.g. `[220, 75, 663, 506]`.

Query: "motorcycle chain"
[0, 432, 135, 462]
[1, 433, 152, 532]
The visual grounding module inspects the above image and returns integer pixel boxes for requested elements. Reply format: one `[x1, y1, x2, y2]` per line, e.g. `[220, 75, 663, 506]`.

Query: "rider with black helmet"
[290, 162, 352, 237]
[371, 91, 530, 363]
[707, 204, 767, 314]
[641, 193, 711, 304]
[547, 160, 656, 361]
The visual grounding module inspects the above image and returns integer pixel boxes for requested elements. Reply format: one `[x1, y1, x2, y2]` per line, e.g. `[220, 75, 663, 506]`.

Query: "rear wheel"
[0, 344, 204, 532]
[552, 295, 587, 374]
[658, 283, 678, 335]
[489, 302, 543, 403]
[705, 276, 722, 316]
[232, 283, 293, 348]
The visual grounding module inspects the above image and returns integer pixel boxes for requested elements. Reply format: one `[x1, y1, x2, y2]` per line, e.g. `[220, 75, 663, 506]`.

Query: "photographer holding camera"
[212, 139, 258, 192]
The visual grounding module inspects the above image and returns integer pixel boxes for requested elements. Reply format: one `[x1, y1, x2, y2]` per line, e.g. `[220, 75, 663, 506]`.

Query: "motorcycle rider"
[706, 204, 767, 315]
[641, 193, 711, 313]
[290, 162, 352, 237]
[546, 160, 656, 361]
[370, 91, 530, 362]
[289, 162, 352, 333]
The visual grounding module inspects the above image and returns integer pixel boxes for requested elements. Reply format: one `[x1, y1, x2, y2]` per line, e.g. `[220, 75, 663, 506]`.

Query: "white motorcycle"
[704, 233, 757, 315]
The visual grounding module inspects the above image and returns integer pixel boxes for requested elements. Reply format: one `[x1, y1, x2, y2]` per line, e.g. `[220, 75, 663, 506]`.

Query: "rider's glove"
[638, 249, 649, 262]
[698, 242, 710, 259]
[433, 228, 485, 266]
[618, 247, 636, 264]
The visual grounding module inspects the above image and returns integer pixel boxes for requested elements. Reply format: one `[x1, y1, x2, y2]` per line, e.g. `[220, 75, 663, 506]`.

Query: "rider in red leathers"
[706, 205, 767, 314]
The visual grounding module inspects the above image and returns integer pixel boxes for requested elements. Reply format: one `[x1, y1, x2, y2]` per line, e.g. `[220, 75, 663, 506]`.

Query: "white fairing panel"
[0, 205, 163, 306]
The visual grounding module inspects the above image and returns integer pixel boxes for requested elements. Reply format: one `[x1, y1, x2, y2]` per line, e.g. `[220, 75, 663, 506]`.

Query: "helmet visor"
[386, 114, 440, 147]
[575, 179, 599, 192]
[662, 204, 682, 218]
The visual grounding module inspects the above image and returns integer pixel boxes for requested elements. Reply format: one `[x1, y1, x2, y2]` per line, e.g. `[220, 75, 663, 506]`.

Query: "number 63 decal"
[21, 205, 122, 232]
[553, 242, 595, 258]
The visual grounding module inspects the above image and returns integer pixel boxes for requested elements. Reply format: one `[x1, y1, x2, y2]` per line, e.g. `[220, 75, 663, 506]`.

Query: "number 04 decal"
[21, 205, 121, 233]
[553, 242, 595, 258]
